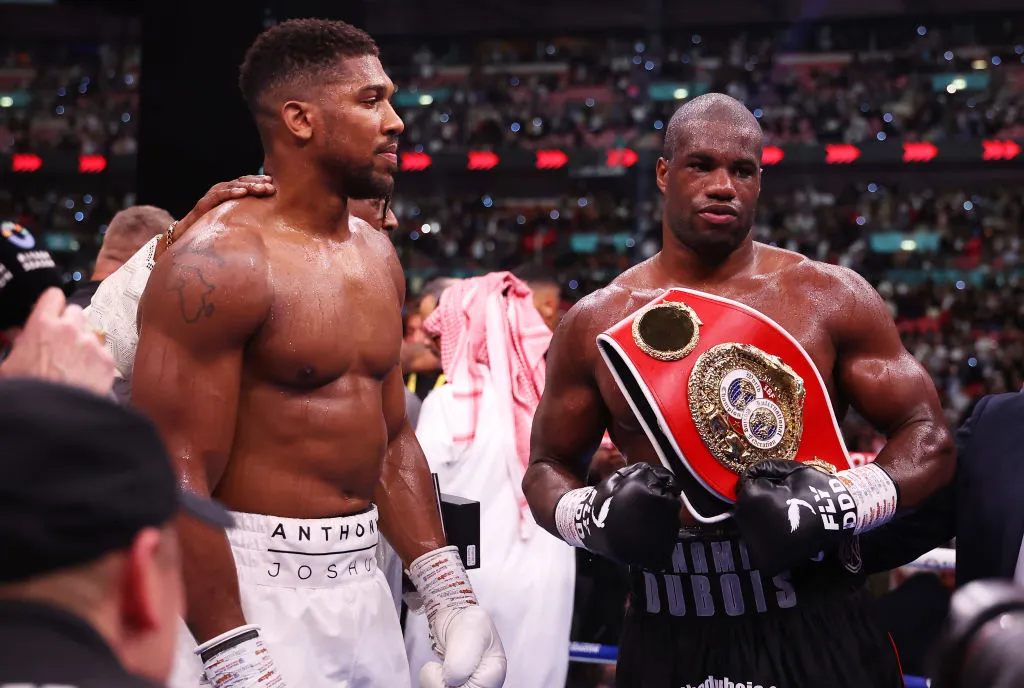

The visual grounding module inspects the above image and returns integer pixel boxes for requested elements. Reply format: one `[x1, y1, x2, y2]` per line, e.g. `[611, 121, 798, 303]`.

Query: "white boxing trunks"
[169, 506, 411, 688]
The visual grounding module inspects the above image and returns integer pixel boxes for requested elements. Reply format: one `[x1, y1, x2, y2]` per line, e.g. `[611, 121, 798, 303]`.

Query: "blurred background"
[0, 1, 1020, 682]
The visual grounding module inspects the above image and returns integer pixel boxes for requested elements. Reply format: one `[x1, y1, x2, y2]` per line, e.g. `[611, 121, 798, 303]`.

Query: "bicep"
[530, 318, 610, 477]
[835, 281, 943, 435]
[132, 234, 269, 492]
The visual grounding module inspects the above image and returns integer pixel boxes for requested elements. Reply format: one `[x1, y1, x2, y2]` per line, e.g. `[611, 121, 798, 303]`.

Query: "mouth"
[697, 205, 738, 225]
[377, 143, 399, 165]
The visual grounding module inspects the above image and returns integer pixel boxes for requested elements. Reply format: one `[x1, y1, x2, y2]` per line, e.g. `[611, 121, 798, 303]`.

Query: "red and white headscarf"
[423, 271, 552, 537]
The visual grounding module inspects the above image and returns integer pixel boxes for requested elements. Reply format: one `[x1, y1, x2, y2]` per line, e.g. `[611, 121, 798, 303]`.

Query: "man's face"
[350, 197, 399, 234]
[316, 55, 404, 200]
[405, 312, 426, 343]
[531, 284, 561, 331]
[655, 118, 761, 261]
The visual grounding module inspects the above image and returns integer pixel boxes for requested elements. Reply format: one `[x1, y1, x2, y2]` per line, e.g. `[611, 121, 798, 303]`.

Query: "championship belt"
[596, 287, 852, 523]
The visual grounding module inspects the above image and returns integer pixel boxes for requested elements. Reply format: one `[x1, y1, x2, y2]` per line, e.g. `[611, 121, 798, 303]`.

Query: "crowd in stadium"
[0, 42, 139, 156]
[2, 16, 1022, 452]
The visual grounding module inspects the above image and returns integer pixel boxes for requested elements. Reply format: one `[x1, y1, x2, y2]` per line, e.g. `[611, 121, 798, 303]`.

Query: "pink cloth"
[422, 272, 552, 537]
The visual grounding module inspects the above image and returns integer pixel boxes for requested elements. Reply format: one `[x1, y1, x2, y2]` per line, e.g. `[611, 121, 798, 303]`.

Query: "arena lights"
[78, 155, 107, 173]
[605, 148, 638, 168]
[535, 149, 568, 169]
[902, 142, 938, 162]
[11, 154, 42, 172]
[761, 146, 784, 165]
[400, 151, 432, 171]
[467, 151, 499, 170]
[982, 139, 1021, 161]
[825, 144, 860, 164]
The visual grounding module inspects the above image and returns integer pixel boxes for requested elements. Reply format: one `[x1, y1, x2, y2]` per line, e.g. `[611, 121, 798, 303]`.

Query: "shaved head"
[655, 92, 764, 264]
[663, 93, 762, 160]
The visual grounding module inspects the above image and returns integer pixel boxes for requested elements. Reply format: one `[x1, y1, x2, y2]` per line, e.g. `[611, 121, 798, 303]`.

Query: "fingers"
[62, 303, 86, 331]
[24, 288, 67, 326]
[441, 608, 493, 686]
[419, 661, 445, 688]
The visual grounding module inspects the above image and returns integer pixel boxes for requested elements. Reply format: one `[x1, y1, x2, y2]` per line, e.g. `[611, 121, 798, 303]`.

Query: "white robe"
[406, 383, 576, 688]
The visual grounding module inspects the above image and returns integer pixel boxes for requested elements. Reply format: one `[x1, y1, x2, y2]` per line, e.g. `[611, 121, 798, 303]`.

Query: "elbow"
[923, 423, 956, 489]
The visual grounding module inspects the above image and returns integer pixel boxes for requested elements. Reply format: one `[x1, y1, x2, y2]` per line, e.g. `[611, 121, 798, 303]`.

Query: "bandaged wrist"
[836, 463, 899, 535]
[195, 624, 285, 688]
[407, 546, 478, 628]
[554, 487, 596, 549]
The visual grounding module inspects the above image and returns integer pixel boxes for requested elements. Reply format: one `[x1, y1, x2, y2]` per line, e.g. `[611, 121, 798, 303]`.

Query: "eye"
[689, 161, 709, 172]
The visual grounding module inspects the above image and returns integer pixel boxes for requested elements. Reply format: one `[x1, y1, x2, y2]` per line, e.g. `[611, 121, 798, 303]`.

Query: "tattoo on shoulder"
[178, 241, 227, 267]
[169, 266, 216, 324]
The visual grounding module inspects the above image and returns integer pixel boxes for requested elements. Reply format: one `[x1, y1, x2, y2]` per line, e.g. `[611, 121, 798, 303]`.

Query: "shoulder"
[970, 392, 1022, 425]
[142, 200, 273, 336]
[351, 215, 405, 301]
[161, 199, 271, 276]
[776, 251, 880, 307]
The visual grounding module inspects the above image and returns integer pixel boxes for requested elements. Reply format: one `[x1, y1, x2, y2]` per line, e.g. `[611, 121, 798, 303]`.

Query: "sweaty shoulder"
[767, 246, 892, 339]
[350, 214, 405, 305]
[140, 198, 273, 343]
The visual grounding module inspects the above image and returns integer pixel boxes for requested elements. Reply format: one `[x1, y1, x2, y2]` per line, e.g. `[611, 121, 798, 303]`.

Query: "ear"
[655, 157, 670, 194]
[120, 527, 165, 632]
[281, 100, 315, 142]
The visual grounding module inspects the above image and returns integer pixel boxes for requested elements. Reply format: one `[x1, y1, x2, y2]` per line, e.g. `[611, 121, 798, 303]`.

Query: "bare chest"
[248, 245, 403, 387]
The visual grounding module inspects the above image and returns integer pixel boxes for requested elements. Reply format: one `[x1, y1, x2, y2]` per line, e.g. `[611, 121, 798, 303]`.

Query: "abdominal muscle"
[213, 375, 390, 519]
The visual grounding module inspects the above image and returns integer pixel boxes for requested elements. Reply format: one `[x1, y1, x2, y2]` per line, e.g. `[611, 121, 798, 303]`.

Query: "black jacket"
[861, 392, 1024, 587]
[0, 600, 160, 687]
[67, 280, 102, 309]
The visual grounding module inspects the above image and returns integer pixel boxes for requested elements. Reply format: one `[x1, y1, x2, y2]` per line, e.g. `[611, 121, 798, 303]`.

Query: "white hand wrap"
[836, 463, 899, 534]
[195, 624, 286, 688]
[408, 546, 506, 688]
[554, 487, 596, 548]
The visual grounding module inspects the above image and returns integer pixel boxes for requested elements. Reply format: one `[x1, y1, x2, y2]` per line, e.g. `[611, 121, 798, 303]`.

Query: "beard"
[668, 213, 752, 265]
[325, 156, 394, 200]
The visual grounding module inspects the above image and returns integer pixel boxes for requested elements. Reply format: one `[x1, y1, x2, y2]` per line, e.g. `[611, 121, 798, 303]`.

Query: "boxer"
[132, 19, 503, 688]
[523, 93, 953, 687]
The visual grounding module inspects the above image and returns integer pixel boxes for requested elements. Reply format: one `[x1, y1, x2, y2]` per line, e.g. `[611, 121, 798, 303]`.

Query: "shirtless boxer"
[523, 93, 954, 687]
[132, 19, 504, 688]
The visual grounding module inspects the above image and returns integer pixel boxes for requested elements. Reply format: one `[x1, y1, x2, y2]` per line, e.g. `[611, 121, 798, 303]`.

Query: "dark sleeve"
[858, 395, 988, 574]
[65, 282, 99, 309]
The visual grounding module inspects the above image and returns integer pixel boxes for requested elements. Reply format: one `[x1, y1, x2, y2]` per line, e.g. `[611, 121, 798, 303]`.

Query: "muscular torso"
[584, 245, 849, 471]
[219, 224, 403, 516]
[145, 200, 405, 519]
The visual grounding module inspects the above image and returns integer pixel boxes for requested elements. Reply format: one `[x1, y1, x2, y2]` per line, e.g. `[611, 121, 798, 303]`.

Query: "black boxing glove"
[931, 580, 1024, 688]
[734, 459, 899, 575]
[554, 462, 682, 570]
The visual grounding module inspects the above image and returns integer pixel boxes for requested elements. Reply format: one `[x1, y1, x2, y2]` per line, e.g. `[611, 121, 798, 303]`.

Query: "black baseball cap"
[0, 221, 62, 331]
[0, 378, 234, 583]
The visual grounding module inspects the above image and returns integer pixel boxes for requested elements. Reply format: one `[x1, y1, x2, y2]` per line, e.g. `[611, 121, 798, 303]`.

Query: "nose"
[705, 167, 736, 201]
[382, 99, 405, 137]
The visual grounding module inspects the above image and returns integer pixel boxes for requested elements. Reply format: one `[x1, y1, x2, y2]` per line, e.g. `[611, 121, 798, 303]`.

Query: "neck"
[0, 580, 121, 650]
[264, 151, 350, 235]
[657, 228, 757, 286]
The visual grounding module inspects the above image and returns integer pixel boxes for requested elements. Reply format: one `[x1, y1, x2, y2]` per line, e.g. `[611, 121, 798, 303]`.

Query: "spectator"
[0, 377, 233, 687]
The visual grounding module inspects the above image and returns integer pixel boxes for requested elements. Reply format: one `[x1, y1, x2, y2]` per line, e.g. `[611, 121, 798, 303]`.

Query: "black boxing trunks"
[616, 526, 904, 688]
